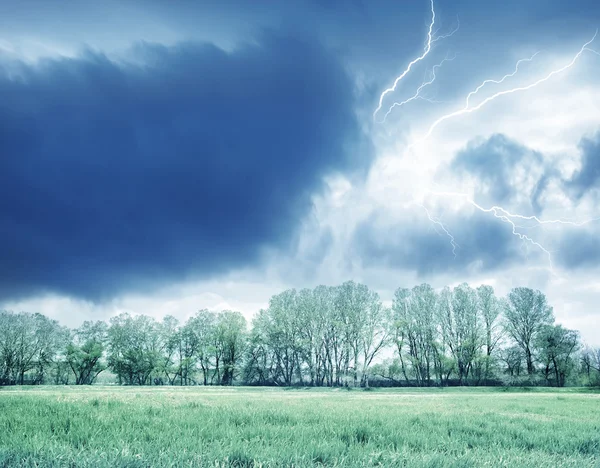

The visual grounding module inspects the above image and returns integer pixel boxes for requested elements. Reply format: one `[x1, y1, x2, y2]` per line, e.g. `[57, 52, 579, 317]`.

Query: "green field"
[1, 387, 599, 467]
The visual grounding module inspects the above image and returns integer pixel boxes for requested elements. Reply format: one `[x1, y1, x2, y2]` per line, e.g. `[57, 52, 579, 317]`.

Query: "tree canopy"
[0, 283, 596, 387]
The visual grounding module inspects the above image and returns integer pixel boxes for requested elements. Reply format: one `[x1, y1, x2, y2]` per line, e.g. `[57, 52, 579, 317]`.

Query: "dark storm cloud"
[443, 131, 600, 272]
[450, 134, 545, 206]
[566, 131, 600, 199]
[5, 0, 599, 102]
[555, 132, 600, 269]
[351, 209, 523, 276]
[0, 33, 370, 301]
[556, 229, 600, 269]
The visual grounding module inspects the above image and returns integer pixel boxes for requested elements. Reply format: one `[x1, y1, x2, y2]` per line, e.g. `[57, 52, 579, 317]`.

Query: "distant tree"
[157, 316, 180, 385]
[592, 348, 600, 376]
[581, 347, 600, 386]
[1, 281, 591, 390]
[107, 313, 162, 385]
[243, 309, 276, 386]
[322, 286, 346, 386]
[186, 310, 218, 385]
[0, 311, 17, 384]
[66, 321, 108, 385]
[536, 325, 579, 387]
[439, 283, 482, 384]
[333, 281, 375, 386]
[390, 288, 412, 383]
[477, 285, 503, 382]
[498, 345, 525, 379]
[0, 311, 66, 385]
[296, 288, 325, 387]
[214, 311, 247, 385]
[359, 300, 390, 388]
[503, 288, 554, 376]
[369, 359, 405, 385]
[33, 314, 69, 384]
[312, 286, 337, 386]
[392, 284, 439, 386]
[262, 290, 301, 386]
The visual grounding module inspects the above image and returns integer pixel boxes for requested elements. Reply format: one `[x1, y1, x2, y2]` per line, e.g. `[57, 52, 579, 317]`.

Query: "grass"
[0, 386, 599, 467]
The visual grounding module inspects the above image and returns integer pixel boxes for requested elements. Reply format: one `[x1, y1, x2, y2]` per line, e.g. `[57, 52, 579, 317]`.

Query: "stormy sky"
[1, 0, 600, 345]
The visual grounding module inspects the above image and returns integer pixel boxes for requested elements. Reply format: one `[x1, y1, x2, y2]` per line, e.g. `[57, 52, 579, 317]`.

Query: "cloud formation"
[556, 229, 600, 269]
[450, 134, 545, 207]
[566, 131, 600, 199]
[351, 208, 524, 276]
[355, 126, 600, 278]
[0, 33, 370, 301]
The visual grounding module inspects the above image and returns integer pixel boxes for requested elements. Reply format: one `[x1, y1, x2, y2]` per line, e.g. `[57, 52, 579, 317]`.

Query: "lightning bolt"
[408, 30, 598, 150]
[412, 31, 599, 267]
[422, 190, 600, 271]
[416, 202, 459, 258]
[373, 0, 458, 121]
[373, 2, 600, 273]
[464, 52, 539, 107]
[585, 47, 600, 56]
[432, 17, 460, 43]
[382, 54, 455, 122]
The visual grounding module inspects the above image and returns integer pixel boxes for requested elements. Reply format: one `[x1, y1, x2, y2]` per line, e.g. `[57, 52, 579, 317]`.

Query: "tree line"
[1, 282, 599, 387]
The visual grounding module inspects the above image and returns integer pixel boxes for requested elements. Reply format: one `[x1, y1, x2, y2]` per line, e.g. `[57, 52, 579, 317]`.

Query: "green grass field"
[1, 386, 599, 467]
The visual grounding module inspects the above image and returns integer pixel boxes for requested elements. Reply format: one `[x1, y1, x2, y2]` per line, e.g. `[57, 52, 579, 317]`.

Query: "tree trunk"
[526, 347, 534, 375]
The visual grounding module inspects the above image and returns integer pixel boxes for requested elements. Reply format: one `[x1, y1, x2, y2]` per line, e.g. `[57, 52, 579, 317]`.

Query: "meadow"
[0, 386, 599, 467]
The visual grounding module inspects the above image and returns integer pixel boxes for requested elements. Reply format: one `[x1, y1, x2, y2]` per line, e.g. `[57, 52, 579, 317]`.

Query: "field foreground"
[0, 386, 599, 467]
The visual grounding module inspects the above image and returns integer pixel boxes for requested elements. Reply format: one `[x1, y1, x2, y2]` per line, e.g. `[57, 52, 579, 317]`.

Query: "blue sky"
[1, 0, 600, 344]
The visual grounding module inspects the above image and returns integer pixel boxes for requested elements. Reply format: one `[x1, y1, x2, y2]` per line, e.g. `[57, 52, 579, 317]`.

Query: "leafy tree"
[536, 325, 579, 387]
[107, 313, 162, 385]
[581, 347, 600, 386]
[333, 281, 374, 386]
[1, 281, 587, 389]
[296, 288, 323, 386]
[66, 321, 108, 385]
[477, 285, 503, 382]
[214, 311, 247, 385]
[503, 288, 554, 376]
[266, 290, 303, 386]
[186, 310, 217, 385]
[439, 283, 482, 383]
[392, 285, 439, 386]
[498, 345, 525, 379]
[359, 300, 390, 388]
[0, 311, 66, 385]
[243, 309, 277, 386]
